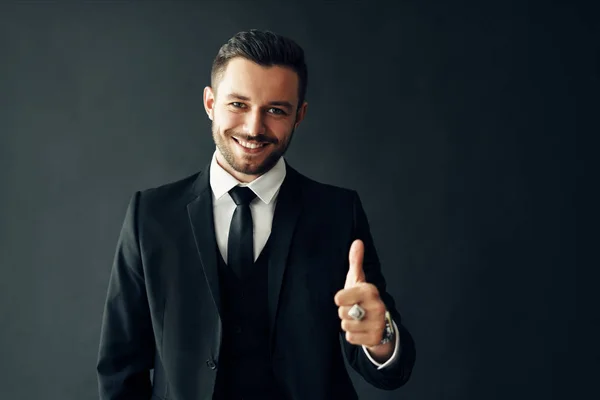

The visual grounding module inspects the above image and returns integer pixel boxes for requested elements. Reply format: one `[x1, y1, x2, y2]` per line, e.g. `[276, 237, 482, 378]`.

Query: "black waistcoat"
[212, 238, 287, 399]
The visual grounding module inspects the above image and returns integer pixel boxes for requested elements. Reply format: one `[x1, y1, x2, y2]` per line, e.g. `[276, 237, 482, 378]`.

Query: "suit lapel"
[185, 161, 304, 349]
[268, 166, 303, 349]
[186, 165, 222, 316]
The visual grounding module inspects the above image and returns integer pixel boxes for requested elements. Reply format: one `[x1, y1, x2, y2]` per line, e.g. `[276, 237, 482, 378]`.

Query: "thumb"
[345, 239, 365, 288]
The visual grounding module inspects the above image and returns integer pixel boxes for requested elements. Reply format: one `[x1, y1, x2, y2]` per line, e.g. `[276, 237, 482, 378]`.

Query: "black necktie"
[227, 186, 257, 278]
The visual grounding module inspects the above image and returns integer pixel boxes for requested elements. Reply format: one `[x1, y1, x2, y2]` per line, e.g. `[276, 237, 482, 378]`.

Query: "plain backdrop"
[0, 1, 595, 399]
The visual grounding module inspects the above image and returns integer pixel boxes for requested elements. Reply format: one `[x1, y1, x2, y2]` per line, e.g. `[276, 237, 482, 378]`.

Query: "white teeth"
[234, 137, 266, 149]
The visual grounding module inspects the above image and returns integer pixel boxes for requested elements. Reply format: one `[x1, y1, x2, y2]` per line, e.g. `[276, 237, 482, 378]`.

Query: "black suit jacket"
[97, 162, 415, 400]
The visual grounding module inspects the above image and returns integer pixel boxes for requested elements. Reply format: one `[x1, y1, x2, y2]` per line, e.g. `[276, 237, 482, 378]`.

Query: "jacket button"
[206, 359, 217, 370]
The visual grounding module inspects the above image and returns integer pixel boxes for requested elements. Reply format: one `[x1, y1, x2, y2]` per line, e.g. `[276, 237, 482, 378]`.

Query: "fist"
[334, 239, 387, 347]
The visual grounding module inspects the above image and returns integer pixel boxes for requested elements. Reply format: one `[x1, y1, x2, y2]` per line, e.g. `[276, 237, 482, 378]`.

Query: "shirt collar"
[209, 149, 287, 205]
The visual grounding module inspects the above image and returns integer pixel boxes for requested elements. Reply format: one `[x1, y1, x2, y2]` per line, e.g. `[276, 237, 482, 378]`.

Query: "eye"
[230, 102, 246, 108]
[268, 107, 287, 115]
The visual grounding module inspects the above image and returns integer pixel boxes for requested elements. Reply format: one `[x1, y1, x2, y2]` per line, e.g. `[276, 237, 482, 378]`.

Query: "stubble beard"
[212, 124, 295, 177]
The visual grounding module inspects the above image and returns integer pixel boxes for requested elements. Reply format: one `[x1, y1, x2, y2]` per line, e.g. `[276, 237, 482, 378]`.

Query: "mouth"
[231, 136, 271, 153]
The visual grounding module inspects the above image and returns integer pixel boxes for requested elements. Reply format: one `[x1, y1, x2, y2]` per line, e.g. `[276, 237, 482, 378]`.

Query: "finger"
[338, 305, 372, 321]
[334, 285, 366, 307]
[338, 305, 359, 320]
[345, 239, 365, 288]
[338, 301, 386, 322]
[345, 331, 383, 347]
[334, 283, 379, 307]
[341, 318, 384, 337]
[338, 305, 351, 320]
[340, 318, 369, 333]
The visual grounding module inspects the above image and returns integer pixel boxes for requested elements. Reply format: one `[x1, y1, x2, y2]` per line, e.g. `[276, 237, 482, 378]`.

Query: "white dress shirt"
[209, 150, 400, 369]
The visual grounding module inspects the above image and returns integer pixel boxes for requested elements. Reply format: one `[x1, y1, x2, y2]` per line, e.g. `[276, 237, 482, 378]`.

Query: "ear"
[294, 101, 308, 129]
[203, 86, 215, 121]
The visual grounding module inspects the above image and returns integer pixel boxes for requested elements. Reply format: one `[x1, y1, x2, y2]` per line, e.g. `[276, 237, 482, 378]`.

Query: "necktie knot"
[229, 186, 256, 206]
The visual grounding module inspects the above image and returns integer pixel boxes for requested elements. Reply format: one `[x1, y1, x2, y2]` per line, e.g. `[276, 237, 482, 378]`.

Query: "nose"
[242, 109, 266, 136]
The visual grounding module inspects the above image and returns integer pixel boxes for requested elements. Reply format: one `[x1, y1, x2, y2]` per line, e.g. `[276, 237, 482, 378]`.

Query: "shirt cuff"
[361, 319, 401, 370]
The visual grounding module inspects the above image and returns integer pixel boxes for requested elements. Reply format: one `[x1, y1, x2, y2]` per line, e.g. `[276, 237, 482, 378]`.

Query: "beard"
[212, 123, 295, 177]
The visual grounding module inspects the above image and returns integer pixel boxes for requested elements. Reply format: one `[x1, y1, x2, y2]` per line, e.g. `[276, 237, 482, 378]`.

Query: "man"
[97, 29, 415, 400]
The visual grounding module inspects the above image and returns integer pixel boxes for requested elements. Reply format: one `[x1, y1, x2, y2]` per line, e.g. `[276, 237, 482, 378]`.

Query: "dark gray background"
[0, 1, 594, 399]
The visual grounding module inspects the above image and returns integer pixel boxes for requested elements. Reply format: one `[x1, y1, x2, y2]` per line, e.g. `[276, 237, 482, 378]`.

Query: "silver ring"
[348, 304, 366, 321]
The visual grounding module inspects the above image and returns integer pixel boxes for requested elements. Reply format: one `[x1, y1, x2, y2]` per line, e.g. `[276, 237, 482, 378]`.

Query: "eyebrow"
[226, 93, 294, 111]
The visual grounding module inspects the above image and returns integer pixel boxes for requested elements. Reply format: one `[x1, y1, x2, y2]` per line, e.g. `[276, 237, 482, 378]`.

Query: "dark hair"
[211, 29, 308, 109]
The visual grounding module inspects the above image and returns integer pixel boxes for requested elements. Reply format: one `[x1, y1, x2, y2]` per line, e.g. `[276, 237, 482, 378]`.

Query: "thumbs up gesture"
[334, 239, 389, 350]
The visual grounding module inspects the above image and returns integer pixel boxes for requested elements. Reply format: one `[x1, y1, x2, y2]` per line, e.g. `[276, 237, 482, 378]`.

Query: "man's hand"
[334, 240, 394, 359]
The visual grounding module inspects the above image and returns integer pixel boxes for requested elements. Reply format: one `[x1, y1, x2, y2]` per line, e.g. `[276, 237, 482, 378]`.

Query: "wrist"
[365, 338, 395, 362]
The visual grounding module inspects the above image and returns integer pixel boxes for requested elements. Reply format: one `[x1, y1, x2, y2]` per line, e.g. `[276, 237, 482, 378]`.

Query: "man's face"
[203, 57, 307, 182]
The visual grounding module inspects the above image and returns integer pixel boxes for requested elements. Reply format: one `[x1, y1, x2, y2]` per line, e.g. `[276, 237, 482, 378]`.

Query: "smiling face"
[203, 57, 308, 182]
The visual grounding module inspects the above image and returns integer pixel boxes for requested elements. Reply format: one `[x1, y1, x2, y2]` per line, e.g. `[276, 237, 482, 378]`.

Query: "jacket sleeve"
[97, 191, 155, 399]
[340, 190, 416, 390]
